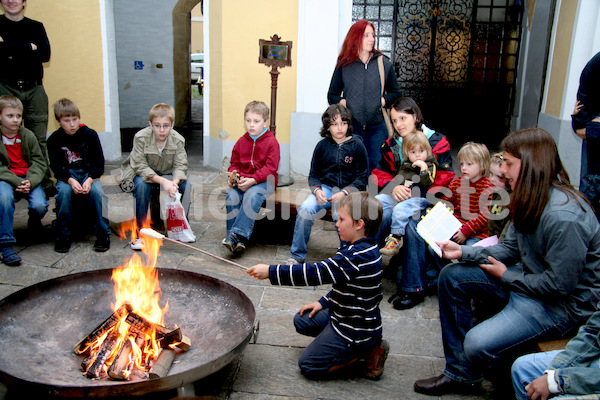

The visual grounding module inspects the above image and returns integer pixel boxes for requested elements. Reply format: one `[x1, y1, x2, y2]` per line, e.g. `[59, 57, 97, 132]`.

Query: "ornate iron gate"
[353, 0, 523, 150]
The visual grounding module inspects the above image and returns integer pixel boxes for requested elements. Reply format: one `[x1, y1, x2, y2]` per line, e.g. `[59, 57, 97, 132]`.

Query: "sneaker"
[54, 236, 71, 253]
[94, 235, 111, 252]
[286, 257, 302, 265]
[364, 339, 390, 380]
[130, 238, 145, 251]
[223, 233, 245, 256]
[380, 235, 403, 257]
[0, 245, 21, 266]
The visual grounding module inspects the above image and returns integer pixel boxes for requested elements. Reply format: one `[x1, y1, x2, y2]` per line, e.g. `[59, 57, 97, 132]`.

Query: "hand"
[237, 177, 256, 192]
[381, 97, 386, 107]
[478, 256, 507, 279]
[392, 184, 412, 202]
[161, 178, 179, 198]
[452, 230, 467, 244]
[329, 191, 346, 204]
[246, 264, 270, 280]
[15, 179, 31, 193]
[573, 100, 583, 115]
[298, 301, 323, 318]
[81, 177, 93, 194]
[412, 160, 428, 171]
[68, 177, 84, 194]
[436, 240, 462, 260]
[575, 127, 586, 140]
[525, 375, 552, 400]
[315, 189, 328, 204]
[339, 99, 347, 107]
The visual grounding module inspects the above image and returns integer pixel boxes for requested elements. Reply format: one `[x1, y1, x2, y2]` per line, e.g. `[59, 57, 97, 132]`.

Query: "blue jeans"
[0, 180, 48, 244]
[290, 184, 340, 261]
[390, 197, 431, 235]
[133, 175, 191, 228]
[511, 350, 564, 400]
[352, 120, 388, 172]
[294, 308, 375, 379]
[55, 170, 110, 238]
[438, 263, 578, 383]
[226, 181, 274, 240]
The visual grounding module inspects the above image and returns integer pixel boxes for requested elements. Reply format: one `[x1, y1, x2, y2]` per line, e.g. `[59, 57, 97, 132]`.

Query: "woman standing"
[414, 128, 600, 396]
[327, 20, 402, 171]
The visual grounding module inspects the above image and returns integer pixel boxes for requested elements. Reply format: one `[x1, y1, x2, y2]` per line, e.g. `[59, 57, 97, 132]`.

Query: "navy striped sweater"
[268, 238, 383, 344]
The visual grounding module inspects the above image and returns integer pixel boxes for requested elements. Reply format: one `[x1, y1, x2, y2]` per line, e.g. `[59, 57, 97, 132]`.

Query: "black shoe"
[391, 291, 425, 310]
[223, 233, 246, 256]
[414, 374, 481, 396]
[93, 235, 111, 252]
[54, 236, 71, 253]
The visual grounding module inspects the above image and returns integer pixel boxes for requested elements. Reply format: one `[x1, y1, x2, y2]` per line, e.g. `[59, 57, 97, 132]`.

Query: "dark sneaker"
[223, 233, 246, 256]
[364, 339, 390, 380]
[0, 245, 21, 266]
[94, 235, 111, 252]
[54, 236, 71, 253]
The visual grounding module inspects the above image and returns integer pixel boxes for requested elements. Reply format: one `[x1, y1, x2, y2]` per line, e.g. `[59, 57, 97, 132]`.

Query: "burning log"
[126, 312, 182, 348]
[148, 348, 176, 379]
[74, 303, 132, 355]
[85, 328, 121, 379]
[108, 334, 145, 380]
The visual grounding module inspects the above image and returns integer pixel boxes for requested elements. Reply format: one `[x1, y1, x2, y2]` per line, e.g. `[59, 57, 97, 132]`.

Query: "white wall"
[290, 0, 352, 175]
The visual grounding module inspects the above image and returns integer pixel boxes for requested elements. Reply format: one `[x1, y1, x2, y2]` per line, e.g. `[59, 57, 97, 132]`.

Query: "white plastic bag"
[165, 193, 196, 243]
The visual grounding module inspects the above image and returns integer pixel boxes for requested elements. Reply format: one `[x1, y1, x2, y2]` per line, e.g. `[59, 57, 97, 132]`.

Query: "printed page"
[416, 202, 462, 257]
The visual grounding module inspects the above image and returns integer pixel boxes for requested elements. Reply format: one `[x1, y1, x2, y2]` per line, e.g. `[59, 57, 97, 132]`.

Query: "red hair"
[336, 20, 381, 69]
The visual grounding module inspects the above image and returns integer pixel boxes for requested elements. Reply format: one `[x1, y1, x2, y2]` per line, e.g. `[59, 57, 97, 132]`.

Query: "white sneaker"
[131, 238, 145, 250]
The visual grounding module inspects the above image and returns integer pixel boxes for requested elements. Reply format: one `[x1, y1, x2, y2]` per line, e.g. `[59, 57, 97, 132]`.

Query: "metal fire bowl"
[0, 268, 256, 397]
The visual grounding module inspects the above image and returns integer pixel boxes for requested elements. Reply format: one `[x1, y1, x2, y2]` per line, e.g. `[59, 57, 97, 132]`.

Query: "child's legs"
[290, 186, 333, 261]
[511, 350, 559, 400]
[178, 180, 192, 218]
[390, 197, 431, 235]
[55, 180, 75, 237]
[294, 308, 330, 337]
[133, 176, 152, 228]
[25, 184, 48, 222]
[0, 181, 16, 244]
[225, 187, 243, 235]
[229, 182, 274, 240]
[374, 193, 397, 246]
[88, 180, 110, 236]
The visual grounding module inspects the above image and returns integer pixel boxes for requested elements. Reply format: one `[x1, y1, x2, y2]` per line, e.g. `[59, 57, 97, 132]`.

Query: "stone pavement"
[0, 155, 498, 399]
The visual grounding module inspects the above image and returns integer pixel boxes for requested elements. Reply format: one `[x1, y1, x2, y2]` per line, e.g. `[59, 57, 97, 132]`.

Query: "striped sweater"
[268, 238, 383, 344]
[445, 176, 493, 239]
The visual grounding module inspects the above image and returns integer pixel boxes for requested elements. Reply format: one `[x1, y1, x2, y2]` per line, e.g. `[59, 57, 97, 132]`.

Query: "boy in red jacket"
[223, 101, 280, 256]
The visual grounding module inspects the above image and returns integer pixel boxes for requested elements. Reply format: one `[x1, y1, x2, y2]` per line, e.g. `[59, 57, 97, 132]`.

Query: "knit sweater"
[445, 176, 493, 239]
[268, 238, 383, 345]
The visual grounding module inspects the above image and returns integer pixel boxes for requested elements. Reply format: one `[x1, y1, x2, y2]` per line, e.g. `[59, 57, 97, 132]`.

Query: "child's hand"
[227, 170, 240, 188]
[436, 240, 462, 260]
[452, 230, 467, 244]
[81, 177, 93, 194]
[392, 184, 412, 202]
[315, 189, 328, 204]
[15, 179, 31, 194]
[237, 177, 256, 192]
[161, 178, 179, 198]
[573, 100, 583, 115]
[298, 301, 323, 318]
[68, 177, 84, 194]
[329, 191, 346, 204]
[412, 160, 427, 171]
[246, 264, 269, 280]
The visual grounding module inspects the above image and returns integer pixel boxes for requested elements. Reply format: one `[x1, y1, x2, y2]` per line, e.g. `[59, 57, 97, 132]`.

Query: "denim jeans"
[290, 184, 340, 261]
[390, 197, 431, 235]
[438, 263, 578, 383]
[293, 308, 375, 379]
[352, 120, 388, 172]
[374, 193, 395, 246]
[55, 170, 110, 238]
[226, 181, 274, 240]
[511, 350, 562, 400]
[133, 175, 190, 228]
[0, 180, 48, 244]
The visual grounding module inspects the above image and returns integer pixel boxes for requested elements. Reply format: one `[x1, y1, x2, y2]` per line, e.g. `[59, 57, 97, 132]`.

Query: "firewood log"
[148, 348, 176, 379]
[85, 328, 120, 379]
[74, 303, 132, 355]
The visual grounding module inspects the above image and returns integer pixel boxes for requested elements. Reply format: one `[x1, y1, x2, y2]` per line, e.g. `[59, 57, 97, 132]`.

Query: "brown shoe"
[364, 339, 389, 380]
[414, 374, 480, 396]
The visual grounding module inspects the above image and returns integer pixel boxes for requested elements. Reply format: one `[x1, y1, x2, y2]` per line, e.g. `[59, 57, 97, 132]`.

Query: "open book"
[416, 202, 462, 257]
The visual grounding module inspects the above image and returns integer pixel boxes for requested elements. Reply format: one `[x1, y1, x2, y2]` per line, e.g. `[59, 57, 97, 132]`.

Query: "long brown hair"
[500, 128, 586, 232]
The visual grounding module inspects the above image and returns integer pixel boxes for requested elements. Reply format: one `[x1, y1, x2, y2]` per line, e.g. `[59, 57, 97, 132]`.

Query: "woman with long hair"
[413, 128, 600, 397]
[327, 20, 402, 171]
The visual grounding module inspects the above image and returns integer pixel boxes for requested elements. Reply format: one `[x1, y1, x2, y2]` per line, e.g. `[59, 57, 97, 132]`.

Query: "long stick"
[140, 228, 247, 270]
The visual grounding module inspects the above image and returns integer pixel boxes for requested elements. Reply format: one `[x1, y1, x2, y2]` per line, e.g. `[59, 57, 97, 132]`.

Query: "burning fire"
[76, 222, 182, 380]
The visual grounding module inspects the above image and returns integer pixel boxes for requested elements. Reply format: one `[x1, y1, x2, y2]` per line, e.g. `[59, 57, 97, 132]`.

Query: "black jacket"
[308, 136, 369, 193]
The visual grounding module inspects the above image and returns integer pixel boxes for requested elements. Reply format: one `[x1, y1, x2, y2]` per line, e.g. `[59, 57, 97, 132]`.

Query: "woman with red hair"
[327, 20, 401, 172]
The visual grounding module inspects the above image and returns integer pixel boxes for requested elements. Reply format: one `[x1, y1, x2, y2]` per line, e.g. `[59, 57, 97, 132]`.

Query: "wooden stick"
[140, 228, 248, 270]
[149, 348, 176, 379]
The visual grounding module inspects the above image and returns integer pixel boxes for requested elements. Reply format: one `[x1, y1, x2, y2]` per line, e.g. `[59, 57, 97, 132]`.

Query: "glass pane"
[381, 5, 394, 20]
[353, 6, 365, 21]
[379, 21, 393, 36]
[378, 36, 392, 52]
[366, 6, 379, 20]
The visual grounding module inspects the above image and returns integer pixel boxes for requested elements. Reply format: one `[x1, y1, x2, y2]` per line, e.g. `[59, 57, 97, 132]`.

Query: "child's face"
[59, 115, 80, 135]
[335, 206, 363, 244]
[150, 116, 174, 142]
[460, 157, 483, 183]
[408, 145, 428, 163]
[390, 108, 417, 137]
[489, 163, 508, 189]
[328, 114, 349, 143]
[245, 111, 269, 137]
[0, 106, 22, 136]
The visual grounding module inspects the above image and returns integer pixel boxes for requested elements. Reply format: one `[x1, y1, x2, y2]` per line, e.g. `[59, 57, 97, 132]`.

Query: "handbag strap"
[377, 55, 385, 97]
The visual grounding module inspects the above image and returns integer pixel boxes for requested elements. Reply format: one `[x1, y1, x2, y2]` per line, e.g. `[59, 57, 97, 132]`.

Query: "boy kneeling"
[247, 192, 389, 380]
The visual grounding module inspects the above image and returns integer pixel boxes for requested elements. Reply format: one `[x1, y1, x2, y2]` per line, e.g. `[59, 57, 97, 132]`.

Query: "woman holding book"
[413, 128, 600, 397]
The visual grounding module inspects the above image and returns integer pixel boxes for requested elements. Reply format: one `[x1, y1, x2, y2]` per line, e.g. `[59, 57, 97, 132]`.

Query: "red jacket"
[229, 130, 280, 187]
